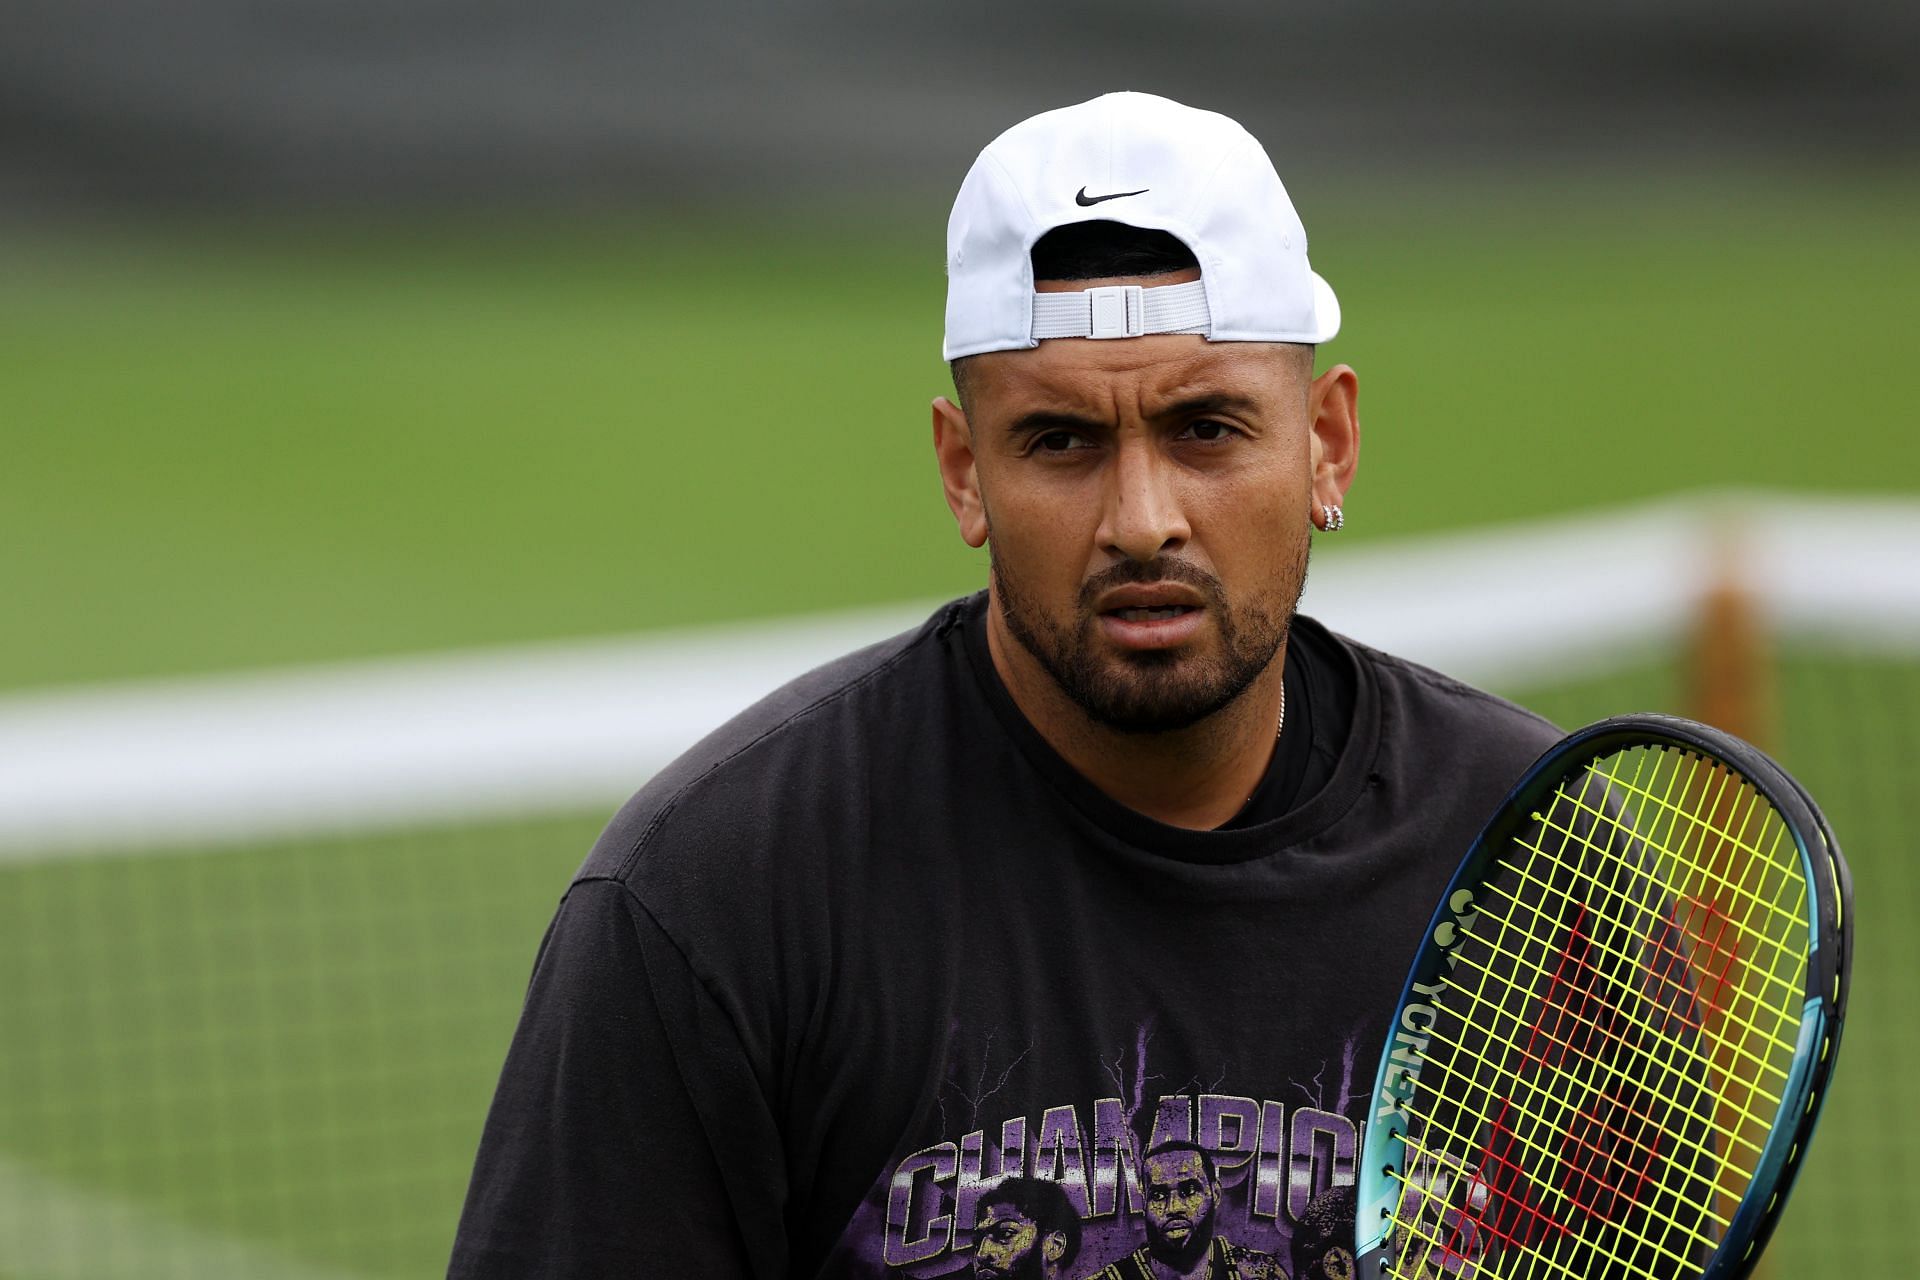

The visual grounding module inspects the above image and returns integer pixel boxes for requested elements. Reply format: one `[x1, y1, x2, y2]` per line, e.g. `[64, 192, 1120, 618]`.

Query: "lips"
[1095, 581, 1207, 651]
[1095, 582, 1205, 616]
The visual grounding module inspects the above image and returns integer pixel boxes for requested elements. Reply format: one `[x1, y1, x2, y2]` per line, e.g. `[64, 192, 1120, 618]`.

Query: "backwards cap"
[943, 91, 1339, 361]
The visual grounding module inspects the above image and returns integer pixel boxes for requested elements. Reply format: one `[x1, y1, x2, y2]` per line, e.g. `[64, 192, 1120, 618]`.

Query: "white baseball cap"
[943, 91, 1340, 361]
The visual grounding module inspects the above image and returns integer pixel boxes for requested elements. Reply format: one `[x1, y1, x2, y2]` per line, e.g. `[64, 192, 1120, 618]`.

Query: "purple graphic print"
[831, 1023, 1368, 1279]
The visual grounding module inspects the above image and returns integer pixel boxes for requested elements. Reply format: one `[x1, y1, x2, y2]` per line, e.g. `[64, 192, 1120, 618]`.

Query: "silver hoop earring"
[1317, 501, 1345, 533]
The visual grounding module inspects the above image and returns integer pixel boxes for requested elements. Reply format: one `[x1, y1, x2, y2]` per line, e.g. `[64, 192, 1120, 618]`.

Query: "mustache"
[1077, 556, 1224, 610]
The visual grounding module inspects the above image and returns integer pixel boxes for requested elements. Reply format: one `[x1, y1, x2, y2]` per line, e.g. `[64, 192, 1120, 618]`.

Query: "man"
[1089, 1142, 1285, 1280]
[448, 91, 1559, 1277]
[973, 1177, 1083, 1280]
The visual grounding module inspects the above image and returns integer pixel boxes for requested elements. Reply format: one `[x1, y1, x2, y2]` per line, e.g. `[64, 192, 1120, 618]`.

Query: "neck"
[985, 599, 1286, 831]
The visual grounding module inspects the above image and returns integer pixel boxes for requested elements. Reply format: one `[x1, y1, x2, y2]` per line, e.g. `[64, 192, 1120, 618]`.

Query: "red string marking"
[1401, 1153, 1485, 1278]
[1677, 894, 1742, 1024]
[1645, 904, 1709, 1033]
[1557, 1083, 1663, 1223]
[1516, 906, 1622, 1075]
[1462, 1098, 1568, 1253]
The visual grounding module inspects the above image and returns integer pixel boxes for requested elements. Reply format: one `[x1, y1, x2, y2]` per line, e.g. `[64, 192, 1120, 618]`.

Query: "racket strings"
[1390, 774, 1723, 1279]
[1464, 757, 1743, 1212]
[1388, 748, 1798, 1277]
[1581, 761, 1808, 947]
[1558, 763, 1808, 1148]
[1383, 745, 1811, 1279]
[1433, 752, 1773, 1275]
[1585, 747, 1812, 1240]
[1488, 824, 1794, 1098]
[1395, 961, 1724, 1274]
[1475, 759, 1706, 1280]
[1432, 927, 1759, 1167]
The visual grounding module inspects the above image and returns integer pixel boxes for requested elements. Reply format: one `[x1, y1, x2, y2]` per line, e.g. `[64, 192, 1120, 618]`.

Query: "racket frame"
[1354, 713, 1851, 1280]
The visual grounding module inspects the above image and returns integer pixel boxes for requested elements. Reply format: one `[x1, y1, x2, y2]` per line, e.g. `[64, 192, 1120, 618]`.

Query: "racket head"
[1355, 714, 1851, 1280]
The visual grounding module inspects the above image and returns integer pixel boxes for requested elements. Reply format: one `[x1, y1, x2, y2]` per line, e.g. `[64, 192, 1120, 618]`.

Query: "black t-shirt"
[448, 595, 1559, 1279]
[1204, 616, 1349, 830]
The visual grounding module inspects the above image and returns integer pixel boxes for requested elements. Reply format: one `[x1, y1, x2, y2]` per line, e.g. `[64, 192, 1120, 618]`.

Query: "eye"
[1180, 419, 1239, 443]
[1033, 429, 1093, 454]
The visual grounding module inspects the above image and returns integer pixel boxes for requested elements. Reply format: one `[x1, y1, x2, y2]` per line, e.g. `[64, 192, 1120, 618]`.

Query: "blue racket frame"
[1353, 714, 1851, 1280]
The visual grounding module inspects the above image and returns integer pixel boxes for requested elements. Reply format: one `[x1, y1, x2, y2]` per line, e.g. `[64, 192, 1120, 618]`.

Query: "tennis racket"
[1355, 714, 1852, 1279]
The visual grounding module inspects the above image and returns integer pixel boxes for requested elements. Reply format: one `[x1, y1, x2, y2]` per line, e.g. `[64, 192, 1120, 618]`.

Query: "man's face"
[955, 323, 1318, 734]
[973, 1203, 1048, 1279]
[1141, 1148, 1219, 1265]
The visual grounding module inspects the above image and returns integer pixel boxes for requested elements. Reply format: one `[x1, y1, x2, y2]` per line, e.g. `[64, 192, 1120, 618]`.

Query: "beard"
[1144, 1214, 1215, 1270]
[991, 538, 1307, 735]
[974, 1248, 1046, 1280]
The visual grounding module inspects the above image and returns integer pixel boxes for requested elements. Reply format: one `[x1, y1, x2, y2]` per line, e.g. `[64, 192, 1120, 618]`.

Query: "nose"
[1096, 436, 1189, 562]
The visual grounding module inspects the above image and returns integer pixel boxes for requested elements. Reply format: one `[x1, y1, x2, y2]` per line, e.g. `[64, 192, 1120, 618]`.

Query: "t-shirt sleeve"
[447, 876, 785, 1278]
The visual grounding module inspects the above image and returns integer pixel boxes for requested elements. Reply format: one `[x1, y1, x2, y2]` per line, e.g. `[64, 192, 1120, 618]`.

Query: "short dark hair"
[1029, 220, 1200, 283]
[976, 1175, 1083, 1266]
[1140, 1139, 1219, 1188]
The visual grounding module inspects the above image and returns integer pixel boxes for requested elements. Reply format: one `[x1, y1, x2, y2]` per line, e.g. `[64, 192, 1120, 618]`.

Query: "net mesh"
[0, 814, 601, 1278]
[1383, 744, 1816, 1279]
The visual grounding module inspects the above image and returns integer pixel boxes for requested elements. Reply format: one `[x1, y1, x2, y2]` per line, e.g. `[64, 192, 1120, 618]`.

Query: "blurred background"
[1, 1, 1915, 1275]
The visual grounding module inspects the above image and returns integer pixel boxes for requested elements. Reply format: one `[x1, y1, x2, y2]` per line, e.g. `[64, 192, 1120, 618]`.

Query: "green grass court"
[1, 177, 1915, 1274]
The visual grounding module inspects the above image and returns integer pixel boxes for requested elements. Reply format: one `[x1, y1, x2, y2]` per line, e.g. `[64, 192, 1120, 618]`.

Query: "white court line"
[0, 1154, 365, 1280]
[2, 491, 1917, 859]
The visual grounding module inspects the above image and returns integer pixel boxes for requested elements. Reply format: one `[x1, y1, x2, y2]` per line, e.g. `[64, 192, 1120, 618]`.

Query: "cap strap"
[1030, 279, 1211, 341]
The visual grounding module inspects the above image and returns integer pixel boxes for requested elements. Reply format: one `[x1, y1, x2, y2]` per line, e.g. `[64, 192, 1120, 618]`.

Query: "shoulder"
[577, 595, 975, 888]
[1299, 618, 1565, 845]
[546, 598, 982, 1057]
[1316, 620, 1562, 773]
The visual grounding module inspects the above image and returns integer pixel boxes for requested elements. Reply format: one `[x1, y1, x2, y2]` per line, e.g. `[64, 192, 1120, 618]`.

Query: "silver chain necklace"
[1243, 680, 1288, 811]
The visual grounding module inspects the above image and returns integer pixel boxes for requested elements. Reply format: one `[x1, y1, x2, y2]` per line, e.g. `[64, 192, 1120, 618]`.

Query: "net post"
[1688, 511, 1774, 749]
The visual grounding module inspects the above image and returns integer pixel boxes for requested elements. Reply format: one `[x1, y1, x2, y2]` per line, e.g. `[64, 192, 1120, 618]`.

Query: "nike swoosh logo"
[1075, 186, 1149, 206]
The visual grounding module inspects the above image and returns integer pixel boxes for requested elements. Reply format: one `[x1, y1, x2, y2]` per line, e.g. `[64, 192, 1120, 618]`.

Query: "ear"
[1306, 363, 1360, 514]
[932, 396, 989, 548]
[1042, 1230, 1066, 1263]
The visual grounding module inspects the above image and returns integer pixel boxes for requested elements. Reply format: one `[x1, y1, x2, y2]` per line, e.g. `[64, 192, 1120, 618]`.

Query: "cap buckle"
[1087, 285, 1145, 339]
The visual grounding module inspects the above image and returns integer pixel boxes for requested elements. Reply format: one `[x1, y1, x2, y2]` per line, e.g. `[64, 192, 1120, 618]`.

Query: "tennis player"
[448, 91, 1561, 1278]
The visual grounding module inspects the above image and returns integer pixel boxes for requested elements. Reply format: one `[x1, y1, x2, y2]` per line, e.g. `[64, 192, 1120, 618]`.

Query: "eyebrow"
[1003, 393, 1260, 438]
[1155, 391, 1261, 421]
[1003, 408, 1110, 438]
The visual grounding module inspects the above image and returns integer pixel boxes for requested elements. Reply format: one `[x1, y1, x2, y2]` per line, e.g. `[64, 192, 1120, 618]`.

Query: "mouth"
[1096, 600, 1205, 651]
[1106, 604, 1199, 623]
